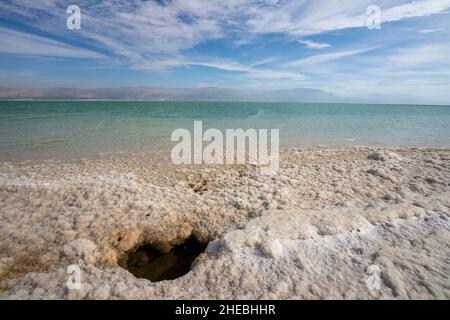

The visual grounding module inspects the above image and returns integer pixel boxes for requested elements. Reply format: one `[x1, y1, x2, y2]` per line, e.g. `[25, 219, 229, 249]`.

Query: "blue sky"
[0, 0, 450, 102]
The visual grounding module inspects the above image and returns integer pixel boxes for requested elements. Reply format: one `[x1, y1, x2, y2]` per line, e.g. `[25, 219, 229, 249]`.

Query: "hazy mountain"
[0, 86, 443, 105]
[0, 87, 340, 102]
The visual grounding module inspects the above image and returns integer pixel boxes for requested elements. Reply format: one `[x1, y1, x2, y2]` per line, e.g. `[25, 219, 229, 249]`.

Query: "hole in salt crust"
[118, 238, 206, 282]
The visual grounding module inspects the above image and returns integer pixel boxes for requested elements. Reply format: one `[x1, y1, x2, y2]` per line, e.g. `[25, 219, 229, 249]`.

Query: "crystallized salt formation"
[0, 146, 449, 299]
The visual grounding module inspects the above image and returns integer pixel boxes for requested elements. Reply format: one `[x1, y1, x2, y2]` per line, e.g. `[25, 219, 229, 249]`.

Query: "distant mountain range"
[0, 87, 339, 102]
[0, 86, 443, 105]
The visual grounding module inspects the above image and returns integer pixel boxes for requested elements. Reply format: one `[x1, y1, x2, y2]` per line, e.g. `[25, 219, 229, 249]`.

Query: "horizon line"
[1, 99, 449, 107]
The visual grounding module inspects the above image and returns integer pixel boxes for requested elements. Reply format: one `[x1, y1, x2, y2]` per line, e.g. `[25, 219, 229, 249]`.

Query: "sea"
[0, 100, 449, 161]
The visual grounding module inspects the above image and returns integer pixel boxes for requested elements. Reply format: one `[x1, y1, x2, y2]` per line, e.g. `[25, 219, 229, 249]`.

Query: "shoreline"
[2, 143, 450, 164]
[0, 146, 449, 299]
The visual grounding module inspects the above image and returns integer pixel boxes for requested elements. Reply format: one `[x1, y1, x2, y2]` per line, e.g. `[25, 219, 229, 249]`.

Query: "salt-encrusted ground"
[0, 147, 449, 299]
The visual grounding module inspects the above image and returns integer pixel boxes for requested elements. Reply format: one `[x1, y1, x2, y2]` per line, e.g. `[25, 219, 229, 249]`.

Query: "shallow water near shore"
[1, 101, 449, 161]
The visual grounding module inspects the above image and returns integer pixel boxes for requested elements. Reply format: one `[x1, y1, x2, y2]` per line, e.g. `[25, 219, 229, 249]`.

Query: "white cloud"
[185, 60, 305, 80]
[247, 0, 450, 35]
[290, 43, 450, 102]
[418, 28, 445, 34]
[2, 0, 449, 63]
[0, 0, 449, 100]
[0, 27, 105, 59]
[387, 44, 450, 67]
[285, 47, 377, 67]
[298, 40, 331, 49]
[130, 56, 305, 80]
[383, 0, 450, 22]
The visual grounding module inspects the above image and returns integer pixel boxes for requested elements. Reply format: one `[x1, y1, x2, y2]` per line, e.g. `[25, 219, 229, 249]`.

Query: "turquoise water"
[0, 101, 449, 161]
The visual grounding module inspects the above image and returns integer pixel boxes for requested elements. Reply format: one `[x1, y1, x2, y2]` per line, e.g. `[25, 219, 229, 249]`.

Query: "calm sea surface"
[0, 101, 449, 161]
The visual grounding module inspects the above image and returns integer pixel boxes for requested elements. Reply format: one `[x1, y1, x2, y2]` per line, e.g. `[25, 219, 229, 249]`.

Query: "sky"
[0, 0, 450, 103]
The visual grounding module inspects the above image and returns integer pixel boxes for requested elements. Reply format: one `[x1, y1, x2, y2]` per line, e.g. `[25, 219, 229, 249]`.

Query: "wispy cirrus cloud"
[387, 44, 450, 67]
[0, 0, 449, 102]
[298, 40, 331, 49]
[0, 27, 106, 59]
[1, 0, 449, 66]
[285, 47, 377, 67]
[136, 57, 305, 80]
[418, 27, 446, 33]
[247, 0, 450, 35]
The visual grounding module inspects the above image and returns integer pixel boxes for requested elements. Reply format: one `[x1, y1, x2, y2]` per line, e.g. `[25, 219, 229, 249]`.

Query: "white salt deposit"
[0, 146, 449, 299]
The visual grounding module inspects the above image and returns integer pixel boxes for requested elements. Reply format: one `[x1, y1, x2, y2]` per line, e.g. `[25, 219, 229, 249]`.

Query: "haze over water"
[0, 101, 449, 161]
